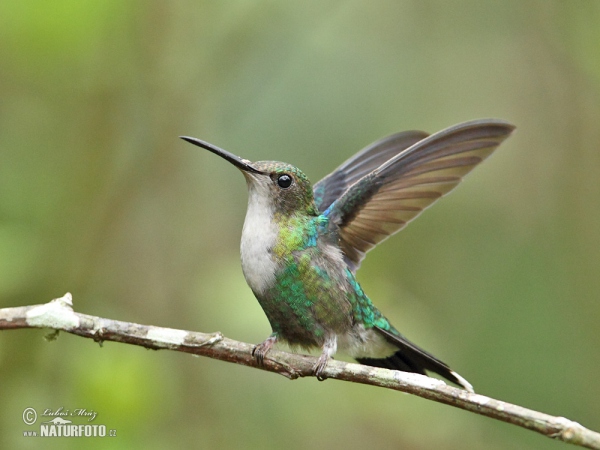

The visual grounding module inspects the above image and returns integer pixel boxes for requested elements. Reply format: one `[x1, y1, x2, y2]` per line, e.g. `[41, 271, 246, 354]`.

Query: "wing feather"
[324, 119, 515, 271]
[313, 131, 429, 212]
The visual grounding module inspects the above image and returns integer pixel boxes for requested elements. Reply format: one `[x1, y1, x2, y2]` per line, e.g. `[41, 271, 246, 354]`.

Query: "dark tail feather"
[355, 326, 474, 393]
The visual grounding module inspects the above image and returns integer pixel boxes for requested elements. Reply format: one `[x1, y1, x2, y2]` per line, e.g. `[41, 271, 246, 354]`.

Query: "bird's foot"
[252, 334, 277, 366]
[312, 353, 330, 381]
[312, 335, 337, 381]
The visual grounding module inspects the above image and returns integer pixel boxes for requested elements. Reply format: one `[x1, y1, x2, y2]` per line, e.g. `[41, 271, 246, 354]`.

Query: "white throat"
[240, 175, 278, 296]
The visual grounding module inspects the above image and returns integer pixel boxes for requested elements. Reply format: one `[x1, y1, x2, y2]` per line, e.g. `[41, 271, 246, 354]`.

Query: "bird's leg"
[252, 333, 277, 366]
[313, 335, 337, 381]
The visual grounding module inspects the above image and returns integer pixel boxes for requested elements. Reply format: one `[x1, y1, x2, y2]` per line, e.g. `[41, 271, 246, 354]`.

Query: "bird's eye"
[277, 174, 293, 189]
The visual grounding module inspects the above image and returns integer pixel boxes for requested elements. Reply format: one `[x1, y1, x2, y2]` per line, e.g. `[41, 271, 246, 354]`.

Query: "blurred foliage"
[1, 1, 599, 449]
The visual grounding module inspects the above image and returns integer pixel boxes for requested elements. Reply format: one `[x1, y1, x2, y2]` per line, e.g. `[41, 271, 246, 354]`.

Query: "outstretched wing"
[324, 119, 515, 271]
[313, 130, 429, 213]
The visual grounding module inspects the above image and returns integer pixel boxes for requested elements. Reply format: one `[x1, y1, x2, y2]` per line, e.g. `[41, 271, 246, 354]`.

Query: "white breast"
[240, 177, 278, 296]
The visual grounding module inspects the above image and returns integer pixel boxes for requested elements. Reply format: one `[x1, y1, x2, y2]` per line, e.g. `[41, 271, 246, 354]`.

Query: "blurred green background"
[1, 1, 599, 449]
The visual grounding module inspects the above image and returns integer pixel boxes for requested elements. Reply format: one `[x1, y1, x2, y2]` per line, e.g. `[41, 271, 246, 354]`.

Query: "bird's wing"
[313, 131, 429, 213]
[323, 119, 515, 272]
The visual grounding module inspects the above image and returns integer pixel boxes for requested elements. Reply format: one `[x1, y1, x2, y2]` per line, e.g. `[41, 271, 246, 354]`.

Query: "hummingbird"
[181, 119, 515, 392]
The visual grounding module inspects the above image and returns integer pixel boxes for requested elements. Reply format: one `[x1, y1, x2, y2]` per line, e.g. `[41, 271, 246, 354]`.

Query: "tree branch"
[2, 293, 599, 449]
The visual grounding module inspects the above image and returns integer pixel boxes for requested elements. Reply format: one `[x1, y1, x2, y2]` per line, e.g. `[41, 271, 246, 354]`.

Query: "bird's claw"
[312, 354, 330, 381]
[252, 335, 277, 367]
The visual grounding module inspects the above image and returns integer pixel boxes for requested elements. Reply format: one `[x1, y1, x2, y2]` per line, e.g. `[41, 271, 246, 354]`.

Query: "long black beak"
[180, 136, 265, 174]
